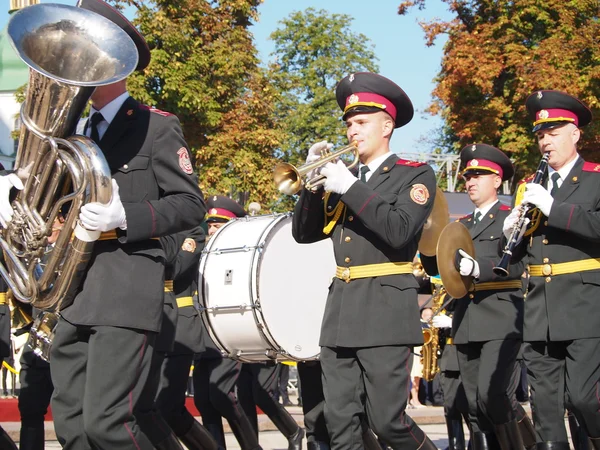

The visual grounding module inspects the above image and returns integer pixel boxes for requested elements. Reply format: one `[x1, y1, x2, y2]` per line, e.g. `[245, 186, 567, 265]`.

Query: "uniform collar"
[90, 91, 130, 126]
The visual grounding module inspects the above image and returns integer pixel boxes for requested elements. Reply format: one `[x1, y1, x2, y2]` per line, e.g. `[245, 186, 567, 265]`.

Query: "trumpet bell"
[273, 162, 302, 196]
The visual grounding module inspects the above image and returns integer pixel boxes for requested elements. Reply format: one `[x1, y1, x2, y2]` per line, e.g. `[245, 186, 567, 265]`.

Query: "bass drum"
[199, 213, 335, 362]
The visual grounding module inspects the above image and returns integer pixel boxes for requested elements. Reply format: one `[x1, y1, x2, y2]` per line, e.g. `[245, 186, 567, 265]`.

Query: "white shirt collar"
[475, 199, 498, 219]
[358, 151, 392, 181]
[90, 91, 130, 126]
[547, 154, 580, 186]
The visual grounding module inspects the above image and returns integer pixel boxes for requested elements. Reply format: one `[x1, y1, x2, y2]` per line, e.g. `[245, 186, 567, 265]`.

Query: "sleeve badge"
[410, 184, 430, 205]
[177, 147, 194, 174]
[181, 238, 197, 253]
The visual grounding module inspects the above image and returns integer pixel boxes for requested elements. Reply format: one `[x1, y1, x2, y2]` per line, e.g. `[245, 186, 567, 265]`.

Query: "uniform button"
[543, 258, 549, 263]
[348, 216, 354, 221]
[123, 164, 129, 169]
[327, 205, 332, 210]
[344, 257, 351, 263]
[469, 294, 474, 299]
[344, 236, 351, 243]
[490, 235, 494, 239]
[544, 221, 548, 226]
[545, 277, 551, 283]
[542, 239, 548, 244]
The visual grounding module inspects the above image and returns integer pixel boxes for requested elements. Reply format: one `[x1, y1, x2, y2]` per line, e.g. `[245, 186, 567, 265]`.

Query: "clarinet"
[493, 152, 550, 276]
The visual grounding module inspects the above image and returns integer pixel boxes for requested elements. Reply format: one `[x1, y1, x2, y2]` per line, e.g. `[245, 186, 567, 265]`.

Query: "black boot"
[471, 431, 501, 450]
[155, 432, 185, 450]
[267, 404, 304, 450]
[307, 442, 330, 450]
[0, 426, 17, 450]
[362, 427, 383, 450]
[494, 419, 524, 450]
[534, 443, 570, 450]
[445, 417, 466, 450]
[227, 413, 263, 450]
[418, 435, 438, 450]
[568, 412, 591, 450]
[19, 425, 45, 450]
[517, 415, 536, 450]
[179, 421, 219, 450]
[203, 422, 227, 450]
[589, 437, 600, 450]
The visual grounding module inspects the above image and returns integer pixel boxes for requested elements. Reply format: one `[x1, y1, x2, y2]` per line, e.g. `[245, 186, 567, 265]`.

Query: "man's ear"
[382, 118, 394, 138]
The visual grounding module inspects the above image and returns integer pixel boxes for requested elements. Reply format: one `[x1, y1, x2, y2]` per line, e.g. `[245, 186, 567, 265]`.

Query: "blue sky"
[2, 0, 453, 154]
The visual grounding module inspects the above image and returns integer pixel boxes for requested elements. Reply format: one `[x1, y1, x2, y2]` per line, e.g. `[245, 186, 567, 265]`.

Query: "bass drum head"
[256, 215, 335, 360]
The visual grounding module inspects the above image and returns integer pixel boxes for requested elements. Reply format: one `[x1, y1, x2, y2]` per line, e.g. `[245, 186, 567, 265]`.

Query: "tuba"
[0, 4, 139, 309]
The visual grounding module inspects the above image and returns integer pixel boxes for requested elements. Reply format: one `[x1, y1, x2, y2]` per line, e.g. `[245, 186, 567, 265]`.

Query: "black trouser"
[18, 345, 53, 450]
[456, 339, 520, 433]
[524, 339, 600, 442]
[278, 363, 291, 404]
[440, 370, 469, 422]
[320, 345, 428, 449]
[298, 361, 330, 444]
[50, 319, 156, 450]
[156, 353, 196, 436]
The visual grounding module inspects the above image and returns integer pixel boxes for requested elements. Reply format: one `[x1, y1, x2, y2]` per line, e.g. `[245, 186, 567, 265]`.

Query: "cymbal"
[436, 221, 475, 298]
[418, 187, 449, 256]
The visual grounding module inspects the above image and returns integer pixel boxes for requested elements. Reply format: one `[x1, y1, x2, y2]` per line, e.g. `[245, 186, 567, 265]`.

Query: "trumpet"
[493, 152, 550, 276]
[273, 141, 359, 195]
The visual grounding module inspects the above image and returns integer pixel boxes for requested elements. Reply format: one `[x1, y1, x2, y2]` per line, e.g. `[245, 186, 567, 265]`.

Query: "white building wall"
[0, 91, 19, 169]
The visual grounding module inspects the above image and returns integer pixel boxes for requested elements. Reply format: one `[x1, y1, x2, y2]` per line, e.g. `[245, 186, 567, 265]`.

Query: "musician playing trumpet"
[502, 90, 600, 449]
[292, 72, 438, 449]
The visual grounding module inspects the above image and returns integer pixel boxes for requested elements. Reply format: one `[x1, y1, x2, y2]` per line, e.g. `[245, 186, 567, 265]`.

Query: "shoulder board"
[396, 159, 426, 167]
[582, 162, 600, 173]
[499, 204, 511, 211]
[140, 105, 174, 117]
[456, 214, 472, 222]
[518, 173, 535, 184]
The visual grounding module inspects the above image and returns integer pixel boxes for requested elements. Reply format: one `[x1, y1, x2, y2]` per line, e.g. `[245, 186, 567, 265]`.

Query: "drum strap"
[473, 280, 523, 291]
[176, 296, 193, 308]
[164, 280, 174, 292]
[335, 262, 413, 283]
[528, 258, 600, 277]
[0, 292, 5, 304]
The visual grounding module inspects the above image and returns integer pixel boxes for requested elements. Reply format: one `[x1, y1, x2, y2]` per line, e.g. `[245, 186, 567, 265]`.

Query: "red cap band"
[534, 108, 578, 127]
[462, 159, 503, 179]
[207, 207, 236, 220]
[344, 92, 397, 121]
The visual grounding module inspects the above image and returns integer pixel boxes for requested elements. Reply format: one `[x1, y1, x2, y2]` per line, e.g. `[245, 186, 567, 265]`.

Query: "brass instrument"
[494, 152, 550, 276]
[273, 141, 359, 195]
[421, 283, 446, 381]
[0, 4, 139, 309]
[418, 186, 449, 256]
[437, 222, 476, 298]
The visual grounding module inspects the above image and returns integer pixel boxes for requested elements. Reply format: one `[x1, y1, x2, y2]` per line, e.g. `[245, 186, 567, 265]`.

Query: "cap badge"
[539, 109, 549, 119]
[210, 208, 217, 215]
[410, 183, 430, 205]
[177, 147, 194, 175]
[349, 74, 355, 82]
[469, 159, 478, 167]
[537, 91, 543, 99]
[471, 145, 477, 152]
[348, 94, 359, 105]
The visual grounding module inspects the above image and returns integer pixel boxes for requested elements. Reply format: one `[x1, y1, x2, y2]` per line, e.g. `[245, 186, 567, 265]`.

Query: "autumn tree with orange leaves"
[398, 0, 599, 184]
[110, 0, 284, 210]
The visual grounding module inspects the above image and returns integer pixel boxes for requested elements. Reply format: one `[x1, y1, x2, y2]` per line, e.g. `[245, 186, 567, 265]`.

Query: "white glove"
[432, 314, 452, 329]
[0, 174, 23, 227]
[522, 183, 554, 217]
[458, 249, 480, 278]
[502, 207, 529, 243]
[321, 160, 357, 195]
[306, 141, 333, 182]
[79, 179, 127, 232]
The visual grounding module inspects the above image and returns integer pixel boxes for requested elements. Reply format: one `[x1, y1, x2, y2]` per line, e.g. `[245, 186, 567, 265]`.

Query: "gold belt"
[335, 262, 412, 283]
[97, 230, 159, 241]
[446, 337, 453, 345]
[176, 297, 193, 308]
[430, 277, 443, 285]
[0, 292, 5, 305]
[529, 258, 600, 277]
[473, 280, 523, 291]
[164, 280, 174, 292]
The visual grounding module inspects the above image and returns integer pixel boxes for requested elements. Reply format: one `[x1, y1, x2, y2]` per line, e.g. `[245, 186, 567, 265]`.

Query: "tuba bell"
[0, 3, 139, 309]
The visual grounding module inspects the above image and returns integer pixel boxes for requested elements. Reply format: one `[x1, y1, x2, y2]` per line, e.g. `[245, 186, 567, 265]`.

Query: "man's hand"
[79, 179, 127, 232]
[0, 174, 23, 227]
[522, 183, 554, 217]
[305, 141, 333, 182]
[502, 207, 529, 243]
[321, 160, 357, 195]
[432, 314, 452, 329]
[457, 249, 480, 278]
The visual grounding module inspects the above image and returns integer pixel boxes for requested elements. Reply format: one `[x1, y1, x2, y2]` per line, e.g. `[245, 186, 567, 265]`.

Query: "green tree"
[398, 0, 600, 185]
[110, 0, 285, 210]
[269, 8, 380, 169]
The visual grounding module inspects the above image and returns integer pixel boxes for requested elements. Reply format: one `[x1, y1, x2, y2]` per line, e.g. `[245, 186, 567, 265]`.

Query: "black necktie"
[89, 112, 104, 143]
[359, 166, 370, 182]
[473, 211, 482, 225]
[550, 172, 561, 197]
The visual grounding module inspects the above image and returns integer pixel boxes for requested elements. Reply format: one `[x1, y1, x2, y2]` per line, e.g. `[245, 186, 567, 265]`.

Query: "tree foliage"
[110, 0, 285, 210]
[398, 0, 600, 185]
[269, 8, 379, 168]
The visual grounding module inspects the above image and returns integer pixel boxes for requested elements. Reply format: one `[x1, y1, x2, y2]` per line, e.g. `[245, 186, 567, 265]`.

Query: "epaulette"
[499, 204, 511, 211]
[582, 162, 600, 173]
[396, 159, 426, 167]
[140, 105, 174, 117]
[519, 173, 535, 184]
[455, 213, 472, 222]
